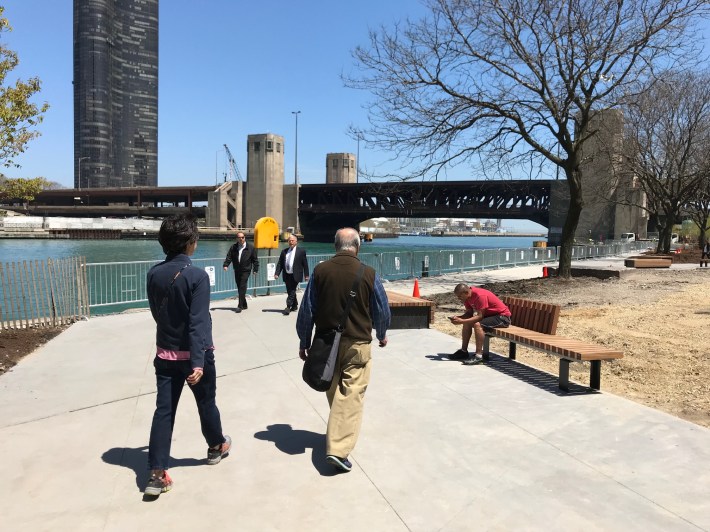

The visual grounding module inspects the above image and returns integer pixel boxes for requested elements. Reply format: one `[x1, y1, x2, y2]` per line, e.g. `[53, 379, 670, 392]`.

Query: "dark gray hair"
[454, 283, 469, 295]
[334, 227, 360, 252]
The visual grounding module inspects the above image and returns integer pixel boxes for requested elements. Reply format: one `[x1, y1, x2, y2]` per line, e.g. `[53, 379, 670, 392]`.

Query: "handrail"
[83, 241, 649, 313]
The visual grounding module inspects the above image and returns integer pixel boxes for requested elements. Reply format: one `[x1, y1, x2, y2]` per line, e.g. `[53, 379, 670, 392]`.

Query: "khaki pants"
[325, 338, 372, 458]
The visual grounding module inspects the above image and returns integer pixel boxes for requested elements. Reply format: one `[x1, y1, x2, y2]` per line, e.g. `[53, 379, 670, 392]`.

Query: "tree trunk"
[698, 216, 709, 250]
[557, 172, 584, 278]
[656, 216, 672, 254]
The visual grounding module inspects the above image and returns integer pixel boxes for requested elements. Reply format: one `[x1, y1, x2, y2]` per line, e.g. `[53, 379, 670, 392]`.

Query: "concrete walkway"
[0, 258, 708, 531]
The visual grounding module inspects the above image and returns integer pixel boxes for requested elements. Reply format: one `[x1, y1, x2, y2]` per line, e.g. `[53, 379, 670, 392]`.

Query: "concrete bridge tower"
[326, 153, 357, 184]
[245, 133, 285, 229]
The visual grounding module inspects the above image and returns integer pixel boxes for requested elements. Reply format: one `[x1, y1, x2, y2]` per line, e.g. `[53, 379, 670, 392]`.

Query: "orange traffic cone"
[413, 278, 421, 298]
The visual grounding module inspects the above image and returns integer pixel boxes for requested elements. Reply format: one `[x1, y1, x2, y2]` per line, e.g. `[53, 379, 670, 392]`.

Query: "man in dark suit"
[274, 234, 309, 315]
[223, 231, 259, 310]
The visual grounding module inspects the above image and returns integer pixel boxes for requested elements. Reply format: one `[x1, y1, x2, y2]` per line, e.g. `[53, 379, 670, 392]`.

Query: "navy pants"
[284, 273, 299, 310]
[235, 271, 251, 309]
[148, 352, 224, 470]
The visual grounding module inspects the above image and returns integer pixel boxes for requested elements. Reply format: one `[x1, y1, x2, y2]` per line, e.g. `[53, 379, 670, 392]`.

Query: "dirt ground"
[0, 327, 67, 375]
[429, 253, 710, 428]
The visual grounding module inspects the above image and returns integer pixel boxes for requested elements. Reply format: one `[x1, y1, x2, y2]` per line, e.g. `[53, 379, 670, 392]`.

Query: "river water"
[0, 235, 543, 264]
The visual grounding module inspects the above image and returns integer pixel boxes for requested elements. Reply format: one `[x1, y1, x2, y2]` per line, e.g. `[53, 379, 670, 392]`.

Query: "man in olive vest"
[296, 227, 390, 473]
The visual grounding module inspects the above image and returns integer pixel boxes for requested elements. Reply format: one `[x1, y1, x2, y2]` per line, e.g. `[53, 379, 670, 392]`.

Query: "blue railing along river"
[84, 241, 646, 314]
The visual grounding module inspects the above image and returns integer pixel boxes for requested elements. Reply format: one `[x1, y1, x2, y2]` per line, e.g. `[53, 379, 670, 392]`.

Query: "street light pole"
[292, 110, 301, 235]
[215, 148, 221, 186]
[356, 132, 362, 183]
[78, 157, 89, 190]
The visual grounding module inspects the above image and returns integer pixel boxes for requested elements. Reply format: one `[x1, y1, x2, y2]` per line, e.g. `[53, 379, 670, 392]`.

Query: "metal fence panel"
[83, 241, 646, 313]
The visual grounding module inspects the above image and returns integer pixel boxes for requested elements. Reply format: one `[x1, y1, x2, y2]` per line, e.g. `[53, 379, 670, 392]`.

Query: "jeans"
[148, 351, 224, 470]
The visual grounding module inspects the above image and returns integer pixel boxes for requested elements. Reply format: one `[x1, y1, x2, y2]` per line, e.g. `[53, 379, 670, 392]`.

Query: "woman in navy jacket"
[144, 213, 231, 497]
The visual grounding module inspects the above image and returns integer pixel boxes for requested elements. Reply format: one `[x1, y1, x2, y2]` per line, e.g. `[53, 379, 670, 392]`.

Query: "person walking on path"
[448, 283, 511, 365]
[274, 234, 309, 315]
[223, 231, 259, 310]
[701, 240, 710, 267]
[296, 227, 391, 473]
[145, 214, 231, 497]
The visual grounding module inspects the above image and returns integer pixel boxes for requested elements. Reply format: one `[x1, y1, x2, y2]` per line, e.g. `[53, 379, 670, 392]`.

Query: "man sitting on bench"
[448, 284, 511, 365]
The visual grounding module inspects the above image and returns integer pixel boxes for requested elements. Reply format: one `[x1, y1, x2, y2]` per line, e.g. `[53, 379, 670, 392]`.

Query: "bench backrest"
[501, 296, 560, 335]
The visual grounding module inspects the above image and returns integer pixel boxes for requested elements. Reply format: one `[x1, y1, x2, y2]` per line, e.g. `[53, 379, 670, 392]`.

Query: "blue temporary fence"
[82, 241, 648, 314]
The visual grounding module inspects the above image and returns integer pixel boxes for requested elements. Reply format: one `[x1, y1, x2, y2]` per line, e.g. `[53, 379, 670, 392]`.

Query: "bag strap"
[335, 263, 366, 333]
[157, 264, 190, 315]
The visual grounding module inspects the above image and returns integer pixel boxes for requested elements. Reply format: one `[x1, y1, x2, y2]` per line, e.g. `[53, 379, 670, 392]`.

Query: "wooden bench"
[386, 291, 434, 329]
[624, 256, 672, 268]
[482, 296, 623, 391]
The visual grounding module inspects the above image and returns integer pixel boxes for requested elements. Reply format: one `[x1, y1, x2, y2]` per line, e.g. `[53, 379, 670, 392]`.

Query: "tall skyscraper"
[73, 0, 158, 189]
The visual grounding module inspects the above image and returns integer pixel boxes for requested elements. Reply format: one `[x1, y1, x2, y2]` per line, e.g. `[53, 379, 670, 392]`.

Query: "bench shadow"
[101, 445, 204, 495]
[427, 352, 594, 396]
[483, 353, 594, 396]
[254, 424, 336, 476]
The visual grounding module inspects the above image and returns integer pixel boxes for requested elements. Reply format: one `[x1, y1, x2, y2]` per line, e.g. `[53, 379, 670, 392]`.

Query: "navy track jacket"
[147, 253, 213, 370]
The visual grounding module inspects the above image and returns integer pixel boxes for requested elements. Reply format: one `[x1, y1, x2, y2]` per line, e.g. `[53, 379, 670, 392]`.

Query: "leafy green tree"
[0, 6, 49, 168]
[0, 176, 49, 204]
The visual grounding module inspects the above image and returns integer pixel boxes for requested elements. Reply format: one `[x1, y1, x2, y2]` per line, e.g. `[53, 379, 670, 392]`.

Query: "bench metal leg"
[559, 359, 570, 391]
[508, 342, 517, 360]
[589, 360, 601, 390]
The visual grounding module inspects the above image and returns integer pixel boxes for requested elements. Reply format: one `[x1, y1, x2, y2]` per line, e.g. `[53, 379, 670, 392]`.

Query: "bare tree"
[683, 151, 710, 251]
[621, 71, 710, 253]
[346, 0, 709, 277]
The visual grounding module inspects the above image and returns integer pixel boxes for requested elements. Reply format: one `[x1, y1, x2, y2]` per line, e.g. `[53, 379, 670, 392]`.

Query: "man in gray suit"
[274, 234, 309, 315]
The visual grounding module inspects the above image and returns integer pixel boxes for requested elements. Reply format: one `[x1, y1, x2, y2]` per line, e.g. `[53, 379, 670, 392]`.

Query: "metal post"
[292, 110, 301, 235]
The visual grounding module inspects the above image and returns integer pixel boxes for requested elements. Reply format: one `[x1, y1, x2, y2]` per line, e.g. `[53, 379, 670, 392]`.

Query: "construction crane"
[223, 144, 243, 182]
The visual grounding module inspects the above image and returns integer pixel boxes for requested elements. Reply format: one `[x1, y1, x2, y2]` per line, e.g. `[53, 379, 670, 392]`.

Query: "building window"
[266, 140, 273, 151]
[276, 143, 281, 153]
[343, 159, 349, 168]
[332, 159, 338, 168]
[254, 142, 260, 152]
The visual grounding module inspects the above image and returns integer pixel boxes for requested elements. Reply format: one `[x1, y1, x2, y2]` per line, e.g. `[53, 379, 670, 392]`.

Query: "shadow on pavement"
[254, 424, 336, 476]
[426, 352, 594, 396]
[211, 307, 241, 313]
[102, 446, 204, 492]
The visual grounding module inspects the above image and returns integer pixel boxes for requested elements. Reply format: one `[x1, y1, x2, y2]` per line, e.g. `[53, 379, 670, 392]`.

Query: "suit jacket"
[275, 245, 309, 283]
[223, 241, 259, 275]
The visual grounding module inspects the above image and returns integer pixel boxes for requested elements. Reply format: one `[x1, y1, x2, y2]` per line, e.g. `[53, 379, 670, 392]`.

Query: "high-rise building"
[73, 0, 158, 189]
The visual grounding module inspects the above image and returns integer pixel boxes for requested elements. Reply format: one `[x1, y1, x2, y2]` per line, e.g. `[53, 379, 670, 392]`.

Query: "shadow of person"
[254, 424, 335, 476]
[101, 446, 204, 495]
[426, 353, 459, 361]
[261, 309, 290, 314]
[210, 306, 241, 313]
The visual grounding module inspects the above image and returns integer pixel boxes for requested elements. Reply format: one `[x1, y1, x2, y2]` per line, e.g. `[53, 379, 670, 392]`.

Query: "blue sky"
[3, 1, 433, 189]
[4, 2, 708, 232]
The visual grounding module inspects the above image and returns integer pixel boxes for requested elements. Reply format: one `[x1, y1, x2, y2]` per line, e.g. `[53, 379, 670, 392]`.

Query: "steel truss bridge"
[298, 180, 555, 242]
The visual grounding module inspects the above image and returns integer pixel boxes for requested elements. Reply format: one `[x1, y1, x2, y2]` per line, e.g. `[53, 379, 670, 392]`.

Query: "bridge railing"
[84, 241, 648, 313]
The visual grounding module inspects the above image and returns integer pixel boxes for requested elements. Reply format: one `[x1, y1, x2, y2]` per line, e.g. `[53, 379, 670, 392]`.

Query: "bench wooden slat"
[484, 297, 622, 391]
